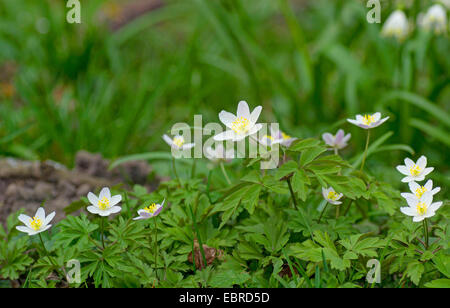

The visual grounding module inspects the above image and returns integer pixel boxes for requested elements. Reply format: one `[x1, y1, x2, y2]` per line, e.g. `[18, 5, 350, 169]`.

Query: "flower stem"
[100, 217, 105, 249]
[191, 159, 196, 178]
[336, 204, 340, 219]
[286, 178, 298, 210]
[38, 233, 65, 278]
[172, 156, 181, 186]
[318, 203, 329, 224]
[360, 129, 371, 172]
[154, 216, 158, 278]
[188, 203, 207, 269]
[423, 219, 429, 249]
[220, 162, 231, 185]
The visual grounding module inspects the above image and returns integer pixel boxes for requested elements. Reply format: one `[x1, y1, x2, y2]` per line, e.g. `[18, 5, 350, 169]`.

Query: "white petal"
[396, 165, 409, 175]
[429, 201, 443, 212]
[372, 112, 381, 122]
[322, 133, 334, 146]
[417, 156, 427, 169]
[213, 130, 236, 141]
[413, 216, 425, 222]
[422, 167, 434, 177]
[182, 143, 195, 150]
[236, 101, 250, 119]
[404, 158, 414, 168]
[108, 206, 122, 214]
[99, 187, 111, 200]
[18, 214, 32, 228]
[424, 180, 433, 191]
[408, 181, 420, 193]
[249, 106, 262, 125]
[87, 206, 101, 214]
[400, 207, 417, 216]
[44, 211, 56, 226]
[162, 134, 174, 147]
[219, 111, 237, 128]
[110, 195, 122, 206]
[35, 207, 45, 221]
[16, 226, 32, 234]
[88, 192, 99, 206]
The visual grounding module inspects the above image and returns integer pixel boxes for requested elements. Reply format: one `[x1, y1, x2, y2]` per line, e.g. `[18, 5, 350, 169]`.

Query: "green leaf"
[425, 279, 450, 288]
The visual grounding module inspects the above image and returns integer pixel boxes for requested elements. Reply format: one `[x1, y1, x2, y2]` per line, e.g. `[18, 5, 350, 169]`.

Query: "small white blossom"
[205, 144, 234, 163]
[322, 187, 343, 205]
[214, 100, 263, 142]
[16, 207, 55, 236]
[347, 112, 389, 129]
[400, 191, 443, 222]
[419, 4, 447, 34]
[87, 187, 122, 217]
[259, 127, 297, 148]
[382, 10, 410, 41]
[163, 134, 195, 150]
[322, 129, 351, 151]
[401, 180, 441, 201]
[134, 199, 165, 220]
[396, 155, 434, 183]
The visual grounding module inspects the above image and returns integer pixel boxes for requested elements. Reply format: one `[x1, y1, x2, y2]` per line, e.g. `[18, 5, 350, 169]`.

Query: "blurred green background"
[0, 0, 448, 190]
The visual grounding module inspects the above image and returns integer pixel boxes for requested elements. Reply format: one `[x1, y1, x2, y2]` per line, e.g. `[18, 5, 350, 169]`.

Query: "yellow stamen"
[144, 203, 157, 214]
[173, 137, 185, 148]
[98, 197, 110, 210]
[362, 114, 375, 125]
[281, 132, 291, 140]
[231, 117, 250, 134]
[30, 217, 42, 231]
[415, 186, 427, 199]
[327, 191, 339, 201]
[410, 165, 421, 176]
[416, 202, 427, 216]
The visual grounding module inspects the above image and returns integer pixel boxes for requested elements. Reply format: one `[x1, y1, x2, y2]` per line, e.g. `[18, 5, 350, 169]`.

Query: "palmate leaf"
[405, 261, 424, 286]
[53, 214, 99, 249]
[339, 234, 385, 260]
[0, 236, 33, 280]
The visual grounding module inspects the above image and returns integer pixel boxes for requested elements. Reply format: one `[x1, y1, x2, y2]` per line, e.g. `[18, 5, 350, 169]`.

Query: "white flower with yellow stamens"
[401, 180, 440, 201]
[347, 112, 389, 129]
[396, 155, 434, 183]
[322, 129, 351, 151]
[381, 10, 410, 41]
[16, 207, 55, 236]
[163, 134, 195, 150]
[400, 191, 443, 222]
[259, 127, 297, 148]
[205, 144, 234, 163]
[133, 199, 165, 220]
[419, 4, 447, 34]
[214, 100, 263, 142]
[322, 187, 343, 205]
[87, 187, 122, 217]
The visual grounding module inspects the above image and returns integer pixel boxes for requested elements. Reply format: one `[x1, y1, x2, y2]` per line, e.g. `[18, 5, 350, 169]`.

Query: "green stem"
[220, 161, 231, 185]
[360, 129, 370, 172]
[318, 203, 329, 224]
[100, 217, 105, 249]
[38, 233, 65, 278]
[343, 200, 353, 216]
[191, 159, 196, 178]
[336, 204, 340, 219]
[286, 178, 298, 210]
[188, 203, 207, 269]
[423, 219, 429, 249]
[154, 216, 158, 278]
[172, 156, 181, 186]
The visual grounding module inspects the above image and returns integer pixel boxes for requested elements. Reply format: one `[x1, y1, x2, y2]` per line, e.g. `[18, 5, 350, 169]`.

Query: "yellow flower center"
[327, 191, 339, 201]
[410, 165, 421, 176]
[144, 203, 157, 214]
[231, 117, 250, 135]
[173, 137, 185, 148]
[282, 132, 291, 140]
[415, 186, 427, 199]
[98, 197, 110, 210]
[362, 114, 375, 125]
[30, 217, 42, 231]
[416, 202, 427, 216]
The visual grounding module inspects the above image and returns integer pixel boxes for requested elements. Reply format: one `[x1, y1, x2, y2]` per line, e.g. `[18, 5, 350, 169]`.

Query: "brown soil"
[0, 151, 157, 226]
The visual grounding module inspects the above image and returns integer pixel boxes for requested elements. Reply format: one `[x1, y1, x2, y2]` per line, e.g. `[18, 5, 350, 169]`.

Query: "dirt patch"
[0, 151, 158, 226]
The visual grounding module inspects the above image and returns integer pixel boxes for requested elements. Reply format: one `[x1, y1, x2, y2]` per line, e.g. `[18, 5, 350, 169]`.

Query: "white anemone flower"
[347, 112, 389, 129]
[133, 199, 165, 220]
[259, 127, 297, 148]
[401, 180, 441, 201]
[419, 4, 447, 34]
[163, 134, 195, 150]
[400, 191, 443, 222]
[16, 207, 55, 236]
[396, 156, 434, 183]
[214, 100, 263, 142]
[322, 129, 351, 151]
[381, 10, 410, 41]
[322, 187, 343, 205]
[87, 187, 122, 217]
[205, 144, 234, 163]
